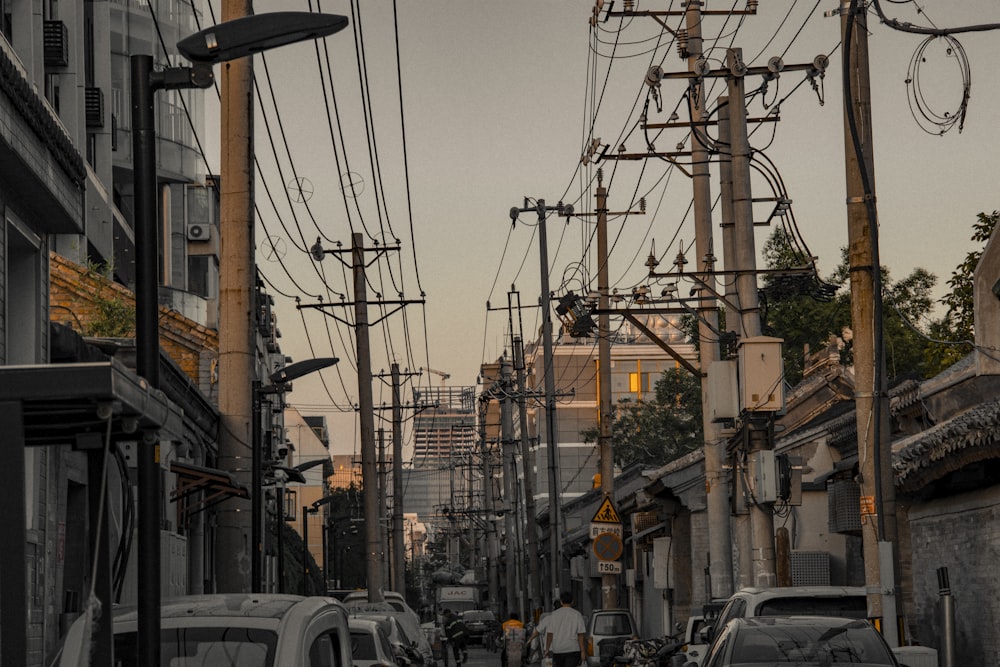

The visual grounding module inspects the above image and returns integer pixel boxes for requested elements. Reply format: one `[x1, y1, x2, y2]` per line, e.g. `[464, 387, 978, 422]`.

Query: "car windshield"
[114, 627, 278, 667]
[351, 630, 380, 660]
[732, 622, 894, 664]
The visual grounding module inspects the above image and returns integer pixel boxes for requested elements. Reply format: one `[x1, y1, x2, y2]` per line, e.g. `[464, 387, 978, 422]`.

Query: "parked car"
[350, 615, 402, 667]
[460, 609, 499, 645]
[697, 616, 900, 666]
[706, 586, 867, 643]
[354, 613, 425, 667]
[585, 609, 638, 667]
[346, 598, 436, 666]
[56, 593, 353, 667]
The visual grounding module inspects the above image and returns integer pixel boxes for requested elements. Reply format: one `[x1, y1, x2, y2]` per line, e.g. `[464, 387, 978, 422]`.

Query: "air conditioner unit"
[187, 223, 210, 241]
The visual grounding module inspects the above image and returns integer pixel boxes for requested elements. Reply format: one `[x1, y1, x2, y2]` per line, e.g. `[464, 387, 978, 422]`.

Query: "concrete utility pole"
[514, 334, 543, 619]
[686, 0, 733, 602]
[840, 0, 899, 645]
[482, 400, 501, 613]
[352, 231, 383, 601]
[217, 0, 254, 594]
[594, 177, 617, 610]
[379, 428, 389, 586]
[391, 363, 406, 594]
[726, 48, 776, 589]
[500, 357, 518, 614]
[520, 199, 566, 599]
[717, 96, 753, 589]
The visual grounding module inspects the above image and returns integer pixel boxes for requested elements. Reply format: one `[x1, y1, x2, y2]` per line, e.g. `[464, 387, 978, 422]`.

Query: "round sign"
[592, 532, 623, 561]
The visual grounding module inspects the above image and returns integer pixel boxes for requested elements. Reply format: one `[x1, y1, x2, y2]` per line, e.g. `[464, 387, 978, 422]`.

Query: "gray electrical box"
[707, 360, 739, 422]
[751, 450, 778, 503]
[738, 336, 785, 412]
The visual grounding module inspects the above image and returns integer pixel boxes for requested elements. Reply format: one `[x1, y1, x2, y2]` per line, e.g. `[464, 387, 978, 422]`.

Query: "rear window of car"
[115, 627, 278, 667]
[732, 622, 893, 663]
[464, 611, 495, 622]
[592, 614, 633, 635]
[755, 597, 867, 618]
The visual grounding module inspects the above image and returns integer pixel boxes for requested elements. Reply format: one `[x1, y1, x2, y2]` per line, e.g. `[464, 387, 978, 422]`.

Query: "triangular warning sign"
[592, 496, 621, 524]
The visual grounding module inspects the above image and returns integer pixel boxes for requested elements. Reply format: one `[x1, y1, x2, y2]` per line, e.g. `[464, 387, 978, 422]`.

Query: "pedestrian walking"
[443, 608, 470, 666]
[543, 592, 587, 667]
[502, 612, 526, 667]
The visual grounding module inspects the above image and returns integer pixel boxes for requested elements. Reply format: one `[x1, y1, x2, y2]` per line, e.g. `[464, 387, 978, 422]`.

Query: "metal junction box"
[738, 336, 785, 413]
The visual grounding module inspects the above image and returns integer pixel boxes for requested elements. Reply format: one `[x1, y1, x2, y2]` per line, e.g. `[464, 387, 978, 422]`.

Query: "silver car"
[350, 616, 402, 667]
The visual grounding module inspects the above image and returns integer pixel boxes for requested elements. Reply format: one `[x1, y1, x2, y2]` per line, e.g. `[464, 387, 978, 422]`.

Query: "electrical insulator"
[639, 197, 646, 213]
[747, 0, 759, 12]
[676, 29, 689, 59]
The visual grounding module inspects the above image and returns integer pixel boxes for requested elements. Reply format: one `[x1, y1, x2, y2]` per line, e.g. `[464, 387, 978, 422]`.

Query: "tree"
[583, 368, 703, 468]
[760, 228, 940, 385]
[925, 211, 999, 374]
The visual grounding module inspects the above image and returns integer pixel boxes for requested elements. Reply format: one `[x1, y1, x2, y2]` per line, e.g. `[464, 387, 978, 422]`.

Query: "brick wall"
[49, 252, 218, 389]
[904, 487, 1000, 662]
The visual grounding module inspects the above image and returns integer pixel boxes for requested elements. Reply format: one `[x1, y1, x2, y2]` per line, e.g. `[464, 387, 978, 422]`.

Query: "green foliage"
[760, 228, 940, 384]
[85, 260, 135, 337]
[582, 368, 703, 468]
[924, 211, 999, 374]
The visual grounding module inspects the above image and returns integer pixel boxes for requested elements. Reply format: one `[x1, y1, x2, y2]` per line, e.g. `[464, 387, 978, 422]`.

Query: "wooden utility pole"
[840, 0, 898, 645]
[500, 357, 518, 615]
[217, 0, 254, 594]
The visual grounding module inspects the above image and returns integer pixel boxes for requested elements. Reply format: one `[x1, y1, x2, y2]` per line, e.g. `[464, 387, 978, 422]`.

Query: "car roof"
[731, 586, 866, 598]
[112, 594, 342, 623]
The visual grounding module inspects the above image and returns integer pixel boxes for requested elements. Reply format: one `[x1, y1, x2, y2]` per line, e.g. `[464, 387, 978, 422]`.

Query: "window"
[309, 632, 343, 667]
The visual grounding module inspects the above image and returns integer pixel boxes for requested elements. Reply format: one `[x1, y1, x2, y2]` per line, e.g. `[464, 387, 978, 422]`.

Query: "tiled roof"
[893, 396, 1000, 493]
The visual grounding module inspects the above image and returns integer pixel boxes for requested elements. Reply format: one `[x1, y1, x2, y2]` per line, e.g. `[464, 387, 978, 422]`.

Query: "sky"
[199, 1, 1000, 459]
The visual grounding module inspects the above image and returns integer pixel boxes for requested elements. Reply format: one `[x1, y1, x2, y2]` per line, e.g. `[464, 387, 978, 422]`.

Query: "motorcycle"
[614, 632, 686, 667]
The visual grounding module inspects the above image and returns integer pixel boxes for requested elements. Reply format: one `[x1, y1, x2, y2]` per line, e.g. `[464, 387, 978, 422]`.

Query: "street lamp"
[253, 357, 339, 593]
[131, 12, 346, 665]
[303, 495, 337, 594]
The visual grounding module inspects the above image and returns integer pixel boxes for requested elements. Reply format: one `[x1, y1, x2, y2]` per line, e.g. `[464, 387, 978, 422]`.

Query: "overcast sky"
[201, 1, 1000, 458]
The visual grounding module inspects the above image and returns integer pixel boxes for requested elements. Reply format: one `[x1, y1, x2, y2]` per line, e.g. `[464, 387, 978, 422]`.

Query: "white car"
[58, 593, 353, 667]
[345, 598, 436, 666]
[350, 616, 402, 667]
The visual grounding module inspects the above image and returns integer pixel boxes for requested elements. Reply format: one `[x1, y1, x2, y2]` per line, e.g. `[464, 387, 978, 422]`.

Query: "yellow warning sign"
[591, 496, 621, 524]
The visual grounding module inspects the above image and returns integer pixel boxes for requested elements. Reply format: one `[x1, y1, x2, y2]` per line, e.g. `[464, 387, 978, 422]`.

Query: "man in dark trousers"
[443, 609, 470, 666]
[544, 592, 587, 667]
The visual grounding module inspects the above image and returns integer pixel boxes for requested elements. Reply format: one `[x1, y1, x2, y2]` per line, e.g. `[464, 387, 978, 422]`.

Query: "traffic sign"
[597, 560, 622, 574]
[592, 496, 621, 524]
[592, 532, 624, 561]
[590, 522, 623, 539]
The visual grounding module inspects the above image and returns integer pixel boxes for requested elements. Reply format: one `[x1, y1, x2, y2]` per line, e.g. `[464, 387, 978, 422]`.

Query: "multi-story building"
[0, 2, 286, 663]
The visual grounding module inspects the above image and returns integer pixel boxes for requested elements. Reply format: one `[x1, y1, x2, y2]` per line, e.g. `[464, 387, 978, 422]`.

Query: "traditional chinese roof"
[893, 396, 1000, 494]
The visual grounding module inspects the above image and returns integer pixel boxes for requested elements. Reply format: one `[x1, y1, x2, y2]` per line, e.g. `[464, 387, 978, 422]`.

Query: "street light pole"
[131, 13, 347, 663]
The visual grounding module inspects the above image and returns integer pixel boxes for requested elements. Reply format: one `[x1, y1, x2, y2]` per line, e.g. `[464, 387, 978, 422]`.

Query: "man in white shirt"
[544, 592, 587, 667]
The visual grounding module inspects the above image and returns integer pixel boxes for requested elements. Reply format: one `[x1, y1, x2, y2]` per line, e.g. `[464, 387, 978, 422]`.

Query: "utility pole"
[726, 47, 776, 590]
[391, 363, 406, 594]
[217, 0, 254, 594]
[595, 177, 617, 610]
[514, 333, 542, 619]
[686, 0, 733, 603]
[510, 199, 570, 600]
[379, 428, 389, 586]
[717, 96, 753, 589]
[482, 400, 500, 613]
[352, 231, 383, 601]
[301, 232, 423, 601]
[840, 0, 898, 645]
[500, 357, 517, 614]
